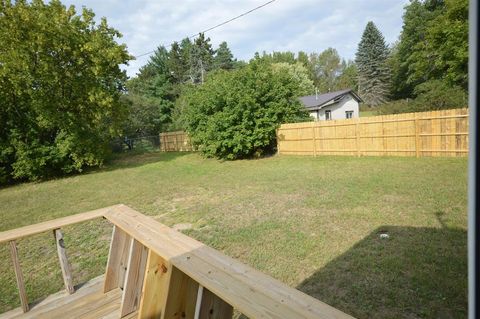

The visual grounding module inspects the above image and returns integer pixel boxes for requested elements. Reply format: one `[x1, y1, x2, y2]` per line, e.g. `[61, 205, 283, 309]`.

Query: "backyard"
[0, 152, 468, 319]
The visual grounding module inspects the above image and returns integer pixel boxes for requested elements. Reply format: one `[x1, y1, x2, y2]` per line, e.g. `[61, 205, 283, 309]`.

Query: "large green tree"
[390, 0, 467, 100]
[183, 58, 310, 159]
[123, 45, 176, 137]
[0, 0, 130, 182]
[214, 41, 235, 70]
[355, 21, 390, 106]
[189, 33, 214, 84]
[311, 48, 342, 93]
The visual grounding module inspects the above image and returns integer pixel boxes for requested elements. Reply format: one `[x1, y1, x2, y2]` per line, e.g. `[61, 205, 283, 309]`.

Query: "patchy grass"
[0, 152, 467, 318]
[360, 110, 377, 117]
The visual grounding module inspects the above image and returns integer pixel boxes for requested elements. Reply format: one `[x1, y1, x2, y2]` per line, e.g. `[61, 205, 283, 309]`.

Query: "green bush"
[183, 59, 311, 159]
[377, 80, 467, 115]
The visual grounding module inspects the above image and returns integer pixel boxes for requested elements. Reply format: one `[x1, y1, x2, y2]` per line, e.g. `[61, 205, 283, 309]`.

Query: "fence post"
[355, 118, 361, 157]
[311, 122, 317, 157]
[415, 115, 420, 158]
[276, 128, 281, 155]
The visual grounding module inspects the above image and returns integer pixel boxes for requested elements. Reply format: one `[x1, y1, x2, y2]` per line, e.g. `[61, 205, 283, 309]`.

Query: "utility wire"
[134, 0, 277, 59]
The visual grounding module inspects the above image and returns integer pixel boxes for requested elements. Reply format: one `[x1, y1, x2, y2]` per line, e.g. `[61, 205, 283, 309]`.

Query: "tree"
[271, 62, 314, 96]
[336, 60, 358, 91]
[423, 0, 468, 90]
[312, 48, 342, 93]
[0, 0, 130, 182]
[355, 21, 390, 106]
[183, 59, 310, 159]
[147, 46, 170, 77]
[389, 0, 468, 99]
[214, 41, 234, 70]
[189, 33, 214, 83]
[297, 51, 310, 69]
[168, 41, 187, 84]
[125, 45, 176, 138]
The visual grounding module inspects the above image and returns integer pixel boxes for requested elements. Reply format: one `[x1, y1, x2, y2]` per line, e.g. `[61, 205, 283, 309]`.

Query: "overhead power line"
[134, 0, 277, 59]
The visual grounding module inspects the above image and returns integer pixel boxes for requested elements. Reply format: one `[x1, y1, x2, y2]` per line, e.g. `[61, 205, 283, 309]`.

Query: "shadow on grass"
[90, 151, 192, 173]
[297, 225, 467, 319]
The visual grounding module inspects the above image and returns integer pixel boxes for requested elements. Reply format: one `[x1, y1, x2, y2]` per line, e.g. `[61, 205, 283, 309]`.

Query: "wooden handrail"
[0, 205, 355, 319]
[0, 206, 115, 244]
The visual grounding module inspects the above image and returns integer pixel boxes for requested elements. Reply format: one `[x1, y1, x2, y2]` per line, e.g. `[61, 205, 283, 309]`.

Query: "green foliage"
[189, 33, 215, 84]
[255, 49, 358, 94]
[307, 48, 358, 93]
[336, 60, 358, 91]
[310, 48, 342, 92]
[377, 79, 467, 114]
[355, 21, 391, 106]
[412, 79, 467, 110]
[182, 59, 311, 159]
[214, 41, 235, 70]
[390, 0, 468, 99]
[271, 62, 314, 96]
[123, 37, 243, 137]
[0, 0, 130, 182]
[423, 0, 468, 89]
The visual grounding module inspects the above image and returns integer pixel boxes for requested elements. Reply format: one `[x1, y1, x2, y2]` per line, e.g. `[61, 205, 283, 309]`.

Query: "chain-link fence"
[111, 135, 160, 153]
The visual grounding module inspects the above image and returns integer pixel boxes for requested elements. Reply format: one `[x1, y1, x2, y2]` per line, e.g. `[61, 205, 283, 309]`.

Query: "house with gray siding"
[299, 89, 362, 121]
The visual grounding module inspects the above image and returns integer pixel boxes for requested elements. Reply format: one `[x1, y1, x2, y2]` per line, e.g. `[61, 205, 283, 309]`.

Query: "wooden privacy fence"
[277, 108, 469, 157]
[160, 131, 194, 152]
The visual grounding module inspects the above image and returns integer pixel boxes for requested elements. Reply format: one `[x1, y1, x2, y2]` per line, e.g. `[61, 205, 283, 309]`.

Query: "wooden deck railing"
[0, 205, 354, 319]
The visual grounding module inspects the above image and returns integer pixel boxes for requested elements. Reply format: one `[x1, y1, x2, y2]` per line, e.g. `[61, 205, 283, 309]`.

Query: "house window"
[325, 110, 332, 120]
[346, 111, 353, 119]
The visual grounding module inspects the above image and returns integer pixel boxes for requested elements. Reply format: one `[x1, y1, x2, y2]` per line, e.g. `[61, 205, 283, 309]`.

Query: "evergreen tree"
[214, 41, 234, 70]
[190, 33, 214, 83]
[355, 21, 390, 106]
[180, 38, 193, 83]
[168, 41, 186, 84]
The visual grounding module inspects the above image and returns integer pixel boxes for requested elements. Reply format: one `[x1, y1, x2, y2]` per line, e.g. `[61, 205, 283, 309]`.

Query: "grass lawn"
[0, 152, 467, 318]
[360, 110, 377, 117]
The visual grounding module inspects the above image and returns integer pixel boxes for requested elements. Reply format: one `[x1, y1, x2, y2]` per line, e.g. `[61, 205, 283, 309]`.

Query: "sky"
[62, 0, 410, 77]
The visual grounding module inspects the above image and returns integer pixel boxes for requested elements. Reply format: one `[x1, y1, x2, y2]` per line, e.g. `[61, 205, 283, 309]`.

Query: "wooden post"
[53, 229, 74, 294]
[415, 116, 420, 158]
[138, 250, 172, 318]
[9, 241, 29, 313]
[104, 225, 131, 293]
[311, 122, 317, 157]
[276, 128, 281, 155]
[120, 239, 148, 317]
[163, 266, 199, 319]
[355, 119, 361, 157]
[198, 288, 233, 319]
[382, 117, 387, 156]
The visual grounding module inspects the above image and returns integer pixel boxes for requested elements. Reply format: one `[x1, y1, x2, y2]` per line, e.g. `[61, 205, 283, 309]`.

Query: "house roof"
[299, 89, 363, 109]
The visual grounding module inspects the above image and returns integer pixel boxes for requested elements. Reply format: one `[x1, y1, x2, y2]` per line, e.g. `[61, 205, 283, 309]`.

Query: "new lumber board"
[0, 206, 121, 244]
